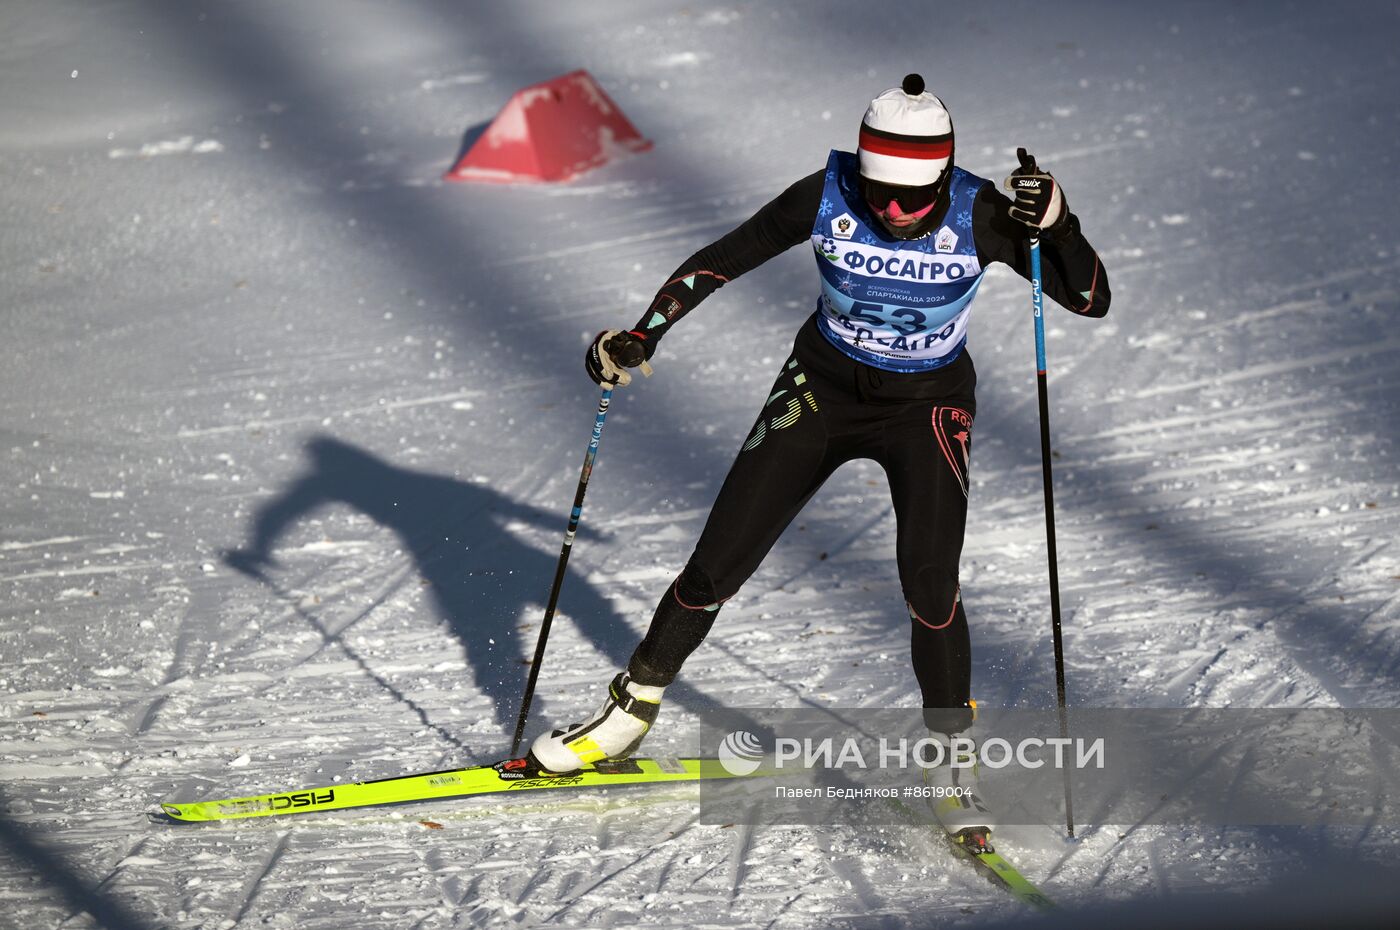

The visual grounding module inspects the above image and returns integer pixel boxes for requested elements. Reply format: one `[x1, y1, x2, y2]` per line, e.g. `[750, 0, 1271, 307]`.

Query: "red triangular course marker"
[445, 70, 652, 184]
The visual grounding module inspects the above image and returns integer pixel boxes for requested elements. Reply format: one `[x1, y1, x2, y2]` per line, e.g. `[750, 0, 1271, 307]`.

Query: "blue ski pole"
[1030, 235, 1076, 838]
[510, 385, 615, 757]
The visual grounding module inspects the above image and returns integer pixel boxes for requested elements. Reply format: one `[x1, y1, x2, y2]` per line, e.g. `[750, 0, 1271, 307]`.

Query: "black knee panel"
[908, 568, 972, 716]
[905, 567, 961, 631]
[674, 558, 721, 609]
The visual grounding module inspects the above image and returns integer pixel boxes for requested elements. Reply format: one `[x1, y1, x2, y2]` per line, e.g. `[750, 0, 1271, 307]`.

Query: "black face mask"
[859, 171, 951, 240]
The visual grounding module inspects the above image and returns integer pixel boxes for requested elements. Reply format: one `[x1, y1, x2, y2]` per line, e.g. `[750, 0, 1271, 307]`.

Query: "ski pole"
[510, 384, 615, 758]
[1029, 234, 1075, 838]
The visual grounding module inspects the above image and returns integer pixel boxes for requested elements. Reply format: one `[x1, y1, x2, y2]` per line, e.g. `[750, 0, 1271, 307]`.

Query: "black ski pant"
[629, 316, 978, 733]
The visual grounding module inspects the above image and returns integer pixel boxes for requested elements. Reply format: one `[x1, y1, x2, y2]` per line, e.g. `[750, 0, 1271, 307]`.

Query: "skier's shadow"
[224, 435, 635, 735]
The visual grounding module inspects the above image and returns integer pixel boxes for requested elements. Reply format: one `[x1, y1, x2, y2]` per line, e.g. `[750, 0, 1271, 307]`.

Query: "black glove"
[1003, 147, 1067, 233]
[584, 330, 654, 387]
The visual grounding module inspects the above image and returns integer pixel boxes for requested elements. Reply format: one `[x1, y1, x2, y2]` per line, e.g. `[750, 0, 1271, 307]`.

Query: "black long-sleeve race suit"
[621, 167, 1110, 734]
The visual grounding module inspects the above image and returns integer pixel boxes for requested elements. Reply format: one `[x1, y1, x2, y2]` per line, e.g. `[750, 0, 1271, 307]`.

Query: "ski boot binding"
[528, 672, 663, 774]
[924, 732, 995, 848]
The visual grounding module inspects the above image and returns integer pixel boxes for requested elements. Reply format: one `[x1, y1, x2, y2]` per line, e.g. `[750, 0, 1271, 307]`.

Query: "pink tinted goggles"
[872, 198, 937, 220]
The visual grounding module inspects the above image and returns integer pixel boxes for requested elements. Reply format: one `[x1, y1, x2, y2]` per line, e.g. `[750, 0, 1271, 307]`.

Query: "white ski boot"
[923, 731, 995, 851]
[528, 672, 664, 773]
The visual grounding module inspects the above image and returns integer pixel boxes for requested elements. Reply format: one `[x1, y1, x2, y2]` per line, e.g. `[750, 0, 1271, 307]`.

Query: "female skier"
[529, 74, 1110, 841]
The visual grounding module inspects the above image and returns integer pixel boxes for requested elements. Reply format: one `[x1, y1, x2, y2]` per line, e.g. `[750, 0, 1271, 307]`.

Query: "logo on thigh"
[932, 406, 972, 496]
[742, 358, 820, 452]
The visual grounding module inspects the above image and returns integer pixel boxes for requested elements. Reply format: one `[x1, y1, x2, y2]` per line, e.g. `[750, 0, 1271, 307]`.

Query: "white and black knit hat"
[858, 74, 954, 187]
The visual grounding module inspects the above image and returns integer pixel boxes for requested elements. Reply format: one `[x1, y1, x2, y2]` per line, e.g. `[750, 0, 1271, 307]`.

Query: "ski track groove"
[408, 843, 459, 930]
[230, 831, 292, 926]
[170, 379, 558, 440]
[1065, 733, 1253, 894]
[509, 826, 566, 915]
[455, 871, 492, 923]
[807, 828, 900, 930]
[1146, 836, 1171, 898]
[726, 819, 757, 904]
[125, 585, 221, 740]
[1351, 733, 1398, 855]
[257, 560, 419, 675]
[761, 891, 808, 930]
[211, 558, 350, 669]
[160, 588, 217, 683]
[541, 815, 701, 925]
[66, 835, 152, 927]
[224, 560, 471, 752]
[1122, 337, 1400, 402]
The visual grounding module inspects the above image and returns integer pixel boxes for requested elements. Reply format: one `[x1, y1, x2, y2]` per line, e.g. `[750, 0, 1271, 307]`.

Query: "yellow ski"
[159, 757, 730, 823]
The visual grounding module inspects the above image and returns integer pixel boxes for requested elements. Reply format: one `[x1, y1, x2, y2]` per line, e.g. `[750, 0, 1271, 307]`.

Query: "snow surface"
[2, 0, 1399, 927]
